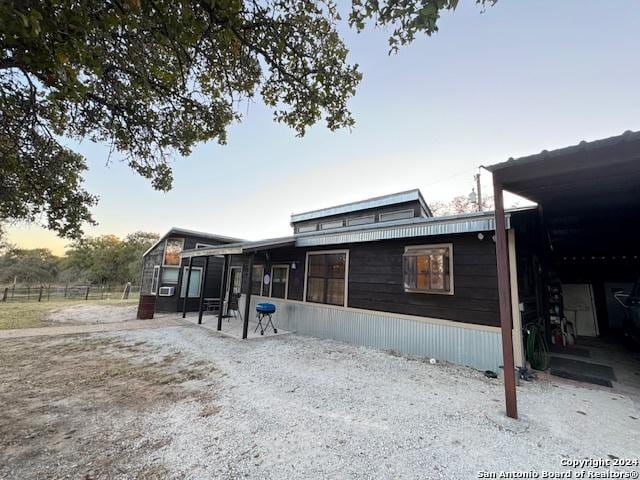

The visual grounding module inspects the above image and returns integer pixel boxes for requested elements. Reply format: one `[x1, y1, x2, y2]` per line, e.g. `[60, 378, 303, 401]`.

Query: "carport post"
[182, 256, 194, 319]
[217, 255, 230, 331]
[493, 177, 518, 419]
[197, 256, 210, 325]
[241, 254, 254, 339]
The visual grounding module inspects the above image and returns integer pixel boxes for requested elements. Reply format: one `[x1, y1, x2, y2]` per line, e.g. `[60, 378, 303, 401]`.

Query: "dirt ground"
[1, 317, 639, 479]
[0, 332, 219, 480]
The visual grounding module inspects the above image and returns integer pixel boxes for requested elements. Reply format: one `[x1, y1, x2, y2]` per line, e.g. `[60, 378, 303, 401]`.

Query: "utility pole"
[474, 171, 483, 212]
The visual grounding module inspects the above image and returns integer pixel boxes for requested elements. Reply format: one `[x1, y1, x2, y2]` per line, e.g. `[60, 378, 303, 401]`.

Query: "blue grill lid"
[256, 302, 276, 314]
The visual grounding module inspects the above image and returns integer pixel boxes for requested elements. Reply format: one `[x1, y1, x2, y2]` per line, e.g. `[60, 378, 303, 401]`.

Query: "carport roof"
[483, 130, 640, 208]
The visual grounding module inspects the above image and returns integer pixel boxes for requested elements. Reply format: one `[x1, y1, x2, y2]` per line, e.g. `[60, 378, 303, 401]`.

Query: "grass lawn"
[0, 297, 139, 330]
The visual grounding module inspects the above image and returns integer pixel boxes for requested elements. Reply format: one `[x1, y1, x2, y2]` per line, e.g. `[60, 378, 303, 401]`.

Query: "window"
[163, 238, 184, 266]
[297, 224, 317, 233]
[251, 265, 264, 295]
[180, 267, 203, 298]
[403, 244, 453, 294]
[320, 220, 343, 230]
[228, 267, 242, 295]
[379, 209, 414, 222]
[305, 251, 348, 306]
[347, 215, 375, 227]
[162, 267, 179, 284]
[150, 266, 160, 295]
[270, 265, 289, 299]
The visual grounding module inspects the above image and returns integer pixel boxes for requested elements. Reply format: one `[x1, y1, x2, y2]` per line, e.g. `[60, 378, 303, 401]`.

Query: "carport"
[487, 130, 640, 418]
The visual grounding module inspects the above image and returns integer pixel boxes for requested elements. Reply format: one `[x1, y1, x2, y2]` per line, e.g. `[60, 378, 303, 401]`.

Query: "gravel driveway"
[106, 325, 640, 479]
[2, 319, 638, 479]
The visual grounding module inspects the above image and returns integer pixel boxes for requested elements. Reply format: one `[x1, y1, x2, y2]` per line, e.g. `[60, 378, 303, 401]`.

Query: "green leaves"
[1, 0, 495, 238]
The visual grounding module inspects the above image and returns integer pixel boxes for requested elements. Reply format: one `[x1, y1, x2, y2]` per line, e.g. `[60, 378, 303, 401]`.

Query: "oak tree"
[1, 0, 491, 237]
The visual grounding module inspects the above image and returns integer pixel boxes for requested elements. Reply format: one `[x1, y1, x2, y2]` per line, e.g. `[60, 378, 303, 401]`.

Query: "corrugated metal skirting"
[250, 298, 503, 371]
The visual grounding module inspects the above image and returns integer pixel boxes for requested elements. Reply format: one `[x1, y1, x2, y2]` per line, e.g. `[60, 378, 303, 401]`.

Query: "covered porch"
[488, 130, 640, 418]
[179, 237, 296, 339]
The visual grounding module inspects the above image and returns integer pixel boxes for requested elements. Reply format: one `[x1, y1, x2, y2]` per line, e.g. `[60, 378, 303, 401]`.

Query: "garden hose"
[524, 323, 549, 371]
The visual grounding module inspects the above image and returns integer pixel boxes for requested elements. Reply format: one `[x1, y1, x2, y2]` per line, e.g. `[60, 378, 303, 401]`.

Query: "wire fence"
[0, 284, 141, 303]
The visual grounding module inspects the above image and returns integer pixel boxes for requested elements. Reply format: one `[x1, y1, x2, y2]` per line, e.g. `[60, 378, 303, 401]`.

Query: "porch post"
[197, 255, 210, 325]
[242, 254, 254, 339]
[217, 255, 230, 331]
[182, 255, 194, 319]
[493, 177, 518, 419]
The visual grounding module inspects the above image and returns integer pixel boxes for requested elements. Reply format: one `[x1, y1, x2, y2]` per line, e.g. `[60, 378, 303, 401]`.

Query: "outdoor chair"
[227, 293, 242, 322]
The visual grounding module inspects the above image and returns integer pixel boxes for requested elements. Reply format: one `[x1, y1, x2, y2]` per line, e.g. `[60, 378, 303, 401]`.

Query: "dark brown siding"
[347, 234, 499, 327]
[232, 234, 499, 327]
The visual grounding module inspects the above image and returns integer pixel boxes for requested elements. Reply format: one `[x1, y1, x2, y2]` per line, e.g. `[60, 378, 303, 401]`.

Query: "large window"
[251, 265, 264, 295]
[305, 251, 348, 306]
[180, 267, 202, 298]
[270, 265, 289, 299]
[163, 238, 184, 266]
[150, 265, 160, 295]
[403, 244, 453, 295]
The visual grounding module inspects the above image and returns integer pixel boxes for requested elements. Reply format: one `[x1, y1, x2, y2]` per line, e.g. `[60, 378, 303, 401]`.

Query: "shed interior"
[492, 132, 640, 394]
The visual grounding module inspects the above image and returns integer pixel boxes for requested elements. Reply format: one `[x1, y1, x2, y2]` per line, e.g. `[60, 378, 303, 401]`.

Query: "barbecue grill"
[255, 302, 277, 335]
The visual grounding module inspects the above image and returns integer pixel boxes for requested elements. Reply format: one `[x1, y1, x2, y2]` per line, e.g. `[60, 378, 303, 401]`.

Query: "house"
[178, 189, 535, 371]
[140, 228, 242, 312]
[155, 132, 639, 396]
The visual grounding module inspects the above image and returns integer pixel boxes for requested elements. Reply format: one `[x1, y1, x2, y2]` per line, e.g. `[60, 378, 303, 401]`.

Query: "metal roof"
[181, 236, 296, 258]
[143, 227, 244, 257]
[483, 130, 640, 209]
[294, 207, 535, 247]
[485, 130, 640, 174]
[290, 189, 432, 224]
[181, 207, 536, 257]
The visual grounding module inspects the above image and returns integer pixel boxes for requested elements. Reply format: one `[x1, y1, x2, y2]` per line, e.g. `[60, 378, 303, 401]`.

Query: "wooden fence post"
[38, 286, 43, 302]
[47, 286, 50, 301]
[85, 286, 90, 300]
[2, 288, 7, 302]
[27, 286, 30, 301]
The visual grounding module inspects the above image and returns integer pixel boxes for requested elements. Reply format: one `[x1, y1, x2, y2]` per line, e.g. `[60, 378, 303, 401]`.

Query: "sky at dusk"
[7, 0, 640, 255]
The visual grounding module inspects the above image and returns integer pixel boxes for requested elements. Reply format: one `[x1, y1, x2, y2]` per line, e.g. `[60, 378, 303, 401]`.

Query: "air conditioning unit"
[158, 286, 175, 297]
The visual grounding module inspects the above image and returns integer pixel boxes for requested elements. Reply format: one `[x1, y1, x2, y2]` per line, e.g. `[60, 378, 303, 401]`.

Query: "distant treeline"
[0, 232, 159, 287]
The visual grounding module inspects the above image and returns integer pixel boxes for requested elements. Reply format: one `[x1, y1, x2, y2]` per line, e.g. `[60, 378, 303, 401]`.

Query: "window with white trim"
[297, 224, 317, 233]
[163, 238, 184, 266]
[347, 215, 375, 227]
[305, 251, 348, 306]
[162, 267, 179, 284]
[403, 244, 453, 294]
[379, 209, 414, 222]
[270, 265, 289, 299]
[251, 265, 264, 295]
[180, 267, 203, 298]
[195, 243, 216, 249]
[320, 220, 343, 230]
[150, 266, 160, 295]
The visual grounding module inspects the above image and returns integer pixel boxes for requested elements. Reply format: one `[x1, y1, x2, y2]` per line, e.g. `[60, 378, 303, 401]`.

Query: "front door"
[270, 265, 289, 299]
[228, 267, 242, 299]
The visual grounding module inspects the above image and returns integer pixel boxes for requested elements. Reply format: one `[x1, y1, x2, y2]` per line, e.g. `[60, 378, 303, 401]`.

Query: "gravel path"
[106, 325, 640, 479]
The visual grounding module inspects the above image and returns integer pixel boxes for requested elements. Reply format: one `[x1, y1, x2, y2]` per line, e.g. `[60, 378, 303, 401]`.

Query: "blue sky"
[8, 0, 640, 254]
